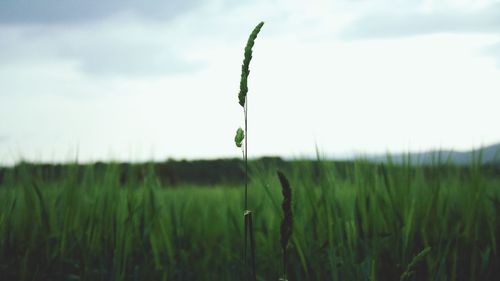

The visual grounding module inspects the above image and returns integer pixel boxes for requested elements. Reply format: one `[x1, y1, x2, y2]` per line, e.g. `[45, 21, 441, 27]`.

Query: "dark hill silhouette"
[368, 143, 500, 165]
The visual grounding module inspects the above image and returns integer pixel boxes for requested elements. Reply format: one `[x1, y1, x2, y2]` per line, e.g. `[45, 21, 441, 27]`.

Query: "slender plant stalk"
[245, 98, 248, 210]
[234, 21, 264, 281]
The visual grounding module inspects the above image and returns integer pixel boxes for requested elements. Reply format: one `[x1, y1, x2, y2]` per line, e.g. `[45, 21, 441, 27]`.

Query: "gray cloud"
[56, 28, 203, 77]
[341, 3, 500, 39]
[76, 46, 201, 77]
[0, 0, 201, 23]
[0, 23, 204, 77]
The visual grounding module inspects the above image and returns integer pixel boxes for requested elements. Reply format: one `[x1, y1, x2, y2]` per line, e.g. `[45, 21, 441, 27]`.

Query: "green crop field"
[1, 159, 500, 281]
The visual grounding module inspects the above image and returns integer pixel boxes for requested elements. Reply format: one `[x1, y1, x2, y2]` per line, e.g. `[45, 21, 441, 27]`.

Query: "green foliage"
[234, 127, 245, 148]
[238, 21, 264, 107]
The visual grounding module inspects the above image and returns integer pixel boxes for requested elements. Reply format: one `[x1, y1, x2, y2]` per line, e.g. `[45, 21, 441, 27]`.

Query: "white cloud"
[483, 41, 500, 67]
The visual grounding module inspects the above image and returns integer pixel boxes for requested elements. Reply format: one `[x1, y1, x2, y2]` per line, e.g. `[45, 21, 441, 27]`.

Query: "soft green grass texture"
[1, 160, 500, 280]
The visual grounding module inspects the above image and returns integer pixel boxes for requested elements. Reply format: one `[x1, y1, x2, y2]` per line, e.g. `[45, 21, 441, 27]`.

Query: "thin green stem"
[244, 98, 248, 211]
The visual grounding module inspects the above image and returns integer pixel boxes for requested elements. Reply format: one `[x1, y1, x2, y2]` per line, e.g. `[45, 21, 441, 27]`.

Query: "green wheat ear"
[238, 21, 264, 107]
[235, 127, 245, 148]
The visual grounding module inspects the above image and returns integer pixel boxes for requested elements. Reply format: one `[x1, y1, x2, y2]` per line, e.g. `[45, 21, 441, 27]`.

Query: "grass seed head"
[238, 21, 264, 107]
[277, 170, 293, 280]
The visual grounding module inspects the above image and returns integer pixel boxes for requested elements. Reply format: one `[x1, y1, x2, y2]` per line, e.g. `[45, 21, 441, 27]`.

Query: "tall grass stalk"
[234, 21, 264, 281]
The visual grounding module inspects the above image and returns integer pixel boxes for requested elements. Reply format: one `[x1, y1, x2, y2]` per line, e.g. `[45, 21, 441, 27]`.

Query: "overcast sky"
[1, 0, 500, 164]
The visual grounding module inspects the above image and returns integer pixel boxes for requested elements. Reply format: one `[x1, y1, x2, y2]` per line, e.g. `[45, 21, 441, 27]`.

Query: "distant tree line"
[0, 157, 285, 187]
[0, 157, 499, 187]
